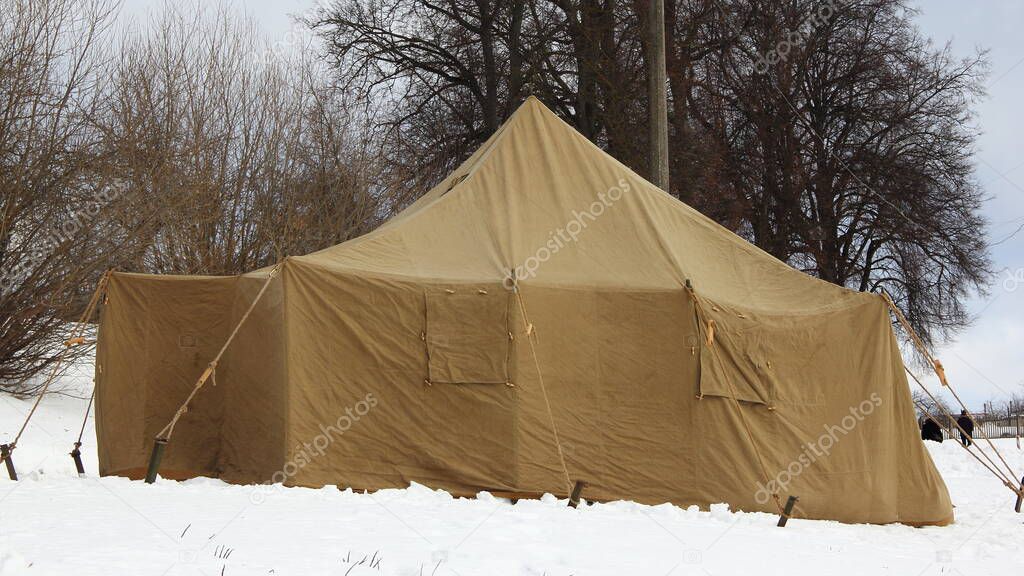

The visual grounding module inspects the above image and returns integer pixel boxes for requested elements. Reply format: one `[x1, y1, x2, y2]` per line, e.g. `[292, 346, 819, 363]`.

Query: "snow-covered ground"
[2, 367, 1023, 575]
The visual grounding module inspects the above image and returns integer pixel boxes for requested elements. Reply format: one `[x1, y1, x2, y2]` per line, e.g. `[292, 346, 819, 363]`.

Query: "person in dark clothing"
[921, 417, 944, 443]
[957, 409, 974, 447]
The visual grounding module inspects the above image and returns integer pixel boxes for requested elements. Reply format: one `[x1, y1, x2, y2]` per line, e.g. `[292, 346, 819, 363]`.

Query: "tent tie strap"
[159, 362, 217, 441]
[932, 359, 949, 387]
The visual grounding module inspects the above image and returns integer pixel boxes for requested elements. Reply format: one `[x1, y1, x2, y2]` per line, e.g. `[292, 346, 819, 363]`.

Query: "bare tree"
[689, 0, 990, 345]
[311, 0, 536, 204]
[0, 1, 388, 393]
[96, 4, 386, 275]
[911, 389, 952, 421]
[312, 0, 992, 346]
[0, 0, 121, 395]
[0, 0, 995, 393]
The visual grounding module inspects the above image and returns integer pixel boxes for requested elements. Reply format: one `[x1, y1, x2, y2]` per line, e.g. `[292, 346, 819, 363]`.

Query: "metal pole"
[144, 438, 168, 484]
[646, 0, 669, 191]
[777, 495, 799, 527]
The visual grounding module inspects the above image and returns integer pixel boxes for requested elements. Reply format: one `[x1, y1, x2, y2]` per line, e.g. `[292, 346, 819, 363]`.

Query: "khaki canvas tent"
[95, 97, 953, 525]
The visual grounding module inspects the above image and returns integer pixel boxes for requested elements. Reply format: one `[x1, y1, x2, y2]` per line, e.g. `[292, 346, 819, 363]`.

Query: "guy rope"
[0, 270, 112, 480]
[881, 291, 1024, 506]
[144, 262, 283, 483]
[512, 279, 575, 498]
[910, 376, 1016, 485]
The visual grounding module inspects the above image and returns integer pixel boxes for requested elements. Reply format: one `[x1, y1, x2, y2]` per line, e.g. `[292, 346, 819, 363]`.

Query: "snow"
[2, 366, 1024, 575]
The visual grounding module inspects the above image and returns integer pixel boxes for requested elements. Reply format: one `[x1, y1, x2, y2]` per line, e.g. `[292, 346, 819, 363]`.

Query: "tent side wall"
[682, 294, 953, 525]
[217, 272, 288, 485]
[512, 285, 952, 525]
[886, 317, 955, 525]
[509, 284, 701, 503]
[96, 273, 239, 479]
[281, 261, 519, 494]
[265, 263, 951, 525]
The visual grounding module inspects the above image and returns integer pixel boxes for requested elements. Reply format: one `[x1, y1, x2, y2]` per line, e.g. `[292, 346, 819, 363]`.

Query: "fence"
[920, 412, 1023, 442]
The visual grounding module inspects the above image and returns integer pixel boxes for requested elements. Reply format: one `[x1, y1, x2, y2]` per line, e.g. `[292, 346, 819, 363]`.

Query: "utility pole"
[647, 0, 669, 191]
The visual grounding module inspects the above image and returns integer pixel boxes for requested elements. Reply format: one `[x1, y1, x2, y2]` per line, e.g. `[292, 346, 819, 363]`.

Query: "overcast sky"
[121, 0, 1024, 409]
[908, 1, 1024, 410]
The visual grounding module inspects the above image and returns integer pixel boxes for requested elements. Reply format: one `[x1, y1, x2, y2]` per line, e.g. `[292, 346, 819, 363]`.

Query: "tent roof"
[293, 97, 867, 312]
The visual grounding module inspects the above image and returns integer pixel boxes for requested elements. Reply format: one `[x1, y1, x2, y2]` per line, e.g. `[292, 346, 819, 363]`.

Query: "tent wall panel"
[96, 273, 238, 479]
[511, 285, 700, 505]
[282, 264, 518, 494]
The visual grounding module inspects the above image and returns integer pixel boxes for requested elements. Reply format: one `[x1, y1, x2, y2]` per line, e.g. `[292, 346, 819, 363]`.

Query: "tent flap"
[425, 286, 512, 384]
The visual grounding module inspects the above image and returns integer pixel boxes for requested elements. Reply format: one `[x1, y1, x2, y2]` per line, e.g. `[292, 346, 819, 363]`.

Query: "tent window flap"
[425, 288, 511, 384]
[696, 313, 773, 406]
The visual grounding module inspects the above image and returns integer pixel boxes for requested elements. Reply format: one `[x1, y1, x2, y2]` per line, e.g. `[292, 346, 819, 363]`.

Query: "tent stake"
[1015, 476, 1024, 513]
[144, 438, 168, 484]
[70, 442, 86, 476]
[1, 444, 17, 480]
[568, 480, 587, 508]
[777, 495, 798, 527]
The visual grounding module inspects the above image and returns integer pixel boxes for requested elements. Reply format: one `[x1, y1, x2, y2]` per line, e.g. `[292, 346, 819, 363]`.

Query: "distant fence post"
[1017, 415, 1021, 450]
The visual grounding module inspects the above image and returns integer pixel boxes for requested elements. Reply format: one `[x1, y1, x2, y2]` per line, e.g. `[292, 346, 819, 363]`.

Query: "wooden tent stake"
[70, 391, 96, 477]
[568, 480, 587, 508]
[70, 442, 86, 476]
[1, 444, 16, 480]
